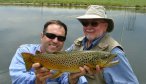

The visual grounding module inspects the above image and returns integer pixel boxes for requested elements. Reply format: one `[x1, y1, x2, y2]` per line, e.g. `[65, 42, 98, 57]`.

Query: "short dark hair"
[43, 20, 67, 36]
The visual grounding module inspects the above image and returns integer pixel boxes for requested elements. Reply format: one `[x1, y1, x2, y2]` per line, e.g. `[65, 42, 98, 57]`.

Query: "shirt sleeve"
[66, 44, 74, 52]
[77, 76, 88, 84]
[9, 45, 36, 84]
[58, 72, 88, 84]
[103, 47, 139, 84]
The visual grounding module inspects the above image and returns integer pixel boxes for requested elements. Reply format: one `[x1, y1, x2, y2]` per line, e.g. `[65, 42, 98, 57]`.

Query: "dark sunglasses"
[44, 33, 66, 42]
[80, 20, 105, 27]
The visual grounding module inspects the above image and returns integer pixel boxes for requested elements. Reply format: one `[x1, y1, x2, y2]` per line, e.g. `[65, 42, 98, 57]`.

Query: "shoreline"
[0, 2, 146, 10]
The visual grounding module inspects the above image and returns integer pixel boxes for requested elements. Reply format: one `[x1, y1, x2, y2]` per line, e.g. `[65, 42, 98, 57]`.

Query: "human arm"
[9, 44, 71, 84]
[103, 47, 139, 84]
[9, 45, 36, 84]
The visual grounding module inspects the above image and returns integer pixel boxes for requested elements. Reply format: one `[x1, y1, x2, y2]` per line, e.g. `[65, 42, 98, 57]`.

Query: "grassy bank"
[0, 0, 146, 8]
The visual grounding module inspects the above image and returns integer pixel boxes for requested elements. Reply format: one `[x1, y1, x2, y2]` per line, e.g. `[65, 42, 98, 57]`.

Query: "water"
[0, 5, 146, 84]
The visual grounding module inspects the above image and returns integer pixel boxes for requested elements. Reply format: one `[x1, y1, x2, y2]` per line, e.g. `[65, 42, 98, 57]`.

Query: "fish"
[21, 50, 119, 78]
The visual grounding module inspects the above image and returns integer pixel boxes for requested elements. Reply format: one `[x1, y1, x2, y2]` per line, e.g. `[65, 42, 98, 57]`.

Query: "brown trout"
[21, 51, 119, 78]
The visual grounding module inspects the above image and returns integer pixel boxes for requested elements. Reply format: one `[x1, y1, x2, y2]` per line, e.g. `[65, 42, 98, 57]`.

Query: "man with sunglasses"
[9, 20, 79, 84]
[66, 5, 139, 84]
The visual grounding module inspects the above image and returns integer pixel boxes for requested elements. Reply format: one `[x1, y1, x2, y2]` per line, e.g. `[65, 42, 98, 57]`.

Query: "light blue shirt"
[9, 44, 70, 84]
[66, 37, 139, 84]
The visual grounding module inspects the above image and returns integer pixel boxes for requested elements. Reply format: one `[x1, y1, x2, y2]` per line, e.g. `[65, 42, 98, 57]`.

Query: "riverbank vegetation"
[0, 0, 146, 8]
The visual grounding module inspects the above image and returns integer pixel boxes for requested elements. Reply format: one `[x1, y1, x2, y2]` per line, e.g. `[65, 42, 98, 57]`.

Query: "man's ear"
[40, 32, 44, 39]
[103, 23, 108, 32]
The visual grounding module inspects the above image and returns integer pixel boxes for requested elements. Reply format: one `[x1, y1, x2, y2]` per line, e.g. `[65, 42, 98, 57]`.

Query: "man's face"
[40, 24, 66, 53]
[80, 19, 108, 41]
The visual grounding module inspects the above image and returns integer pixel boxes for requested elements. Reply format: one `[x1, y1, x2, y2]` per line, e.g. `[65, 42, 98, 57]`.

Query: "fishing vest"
[72, 34, 123, 84]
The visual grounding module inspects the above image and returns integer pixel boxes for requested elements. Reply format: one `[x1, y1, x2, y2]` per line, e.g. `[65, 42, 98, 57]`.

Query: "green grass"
[0, 0, 146, 7]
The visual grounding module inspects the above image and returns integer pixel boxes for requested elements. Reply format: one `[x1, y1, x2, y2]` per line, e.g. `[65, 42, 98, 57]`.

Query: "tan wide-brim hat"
[77, 5, 114, 32]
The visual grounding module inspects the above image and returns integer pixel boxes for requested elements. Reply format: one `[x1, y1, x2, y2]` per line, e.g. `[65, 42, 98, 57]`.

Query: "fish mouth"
[109, 60, 119, 64]
[106, 60, 119, 67]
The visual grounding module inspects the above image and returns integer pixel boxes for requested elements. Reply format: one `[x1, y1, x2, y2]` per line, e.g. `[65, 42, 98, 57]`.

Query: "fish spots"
[22, 51, 118, 73]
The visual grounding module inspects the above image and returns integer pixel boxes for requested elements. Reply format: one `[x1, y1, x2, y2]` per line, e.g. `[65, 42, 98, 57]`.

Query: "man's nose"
[52, 37, 58, 42]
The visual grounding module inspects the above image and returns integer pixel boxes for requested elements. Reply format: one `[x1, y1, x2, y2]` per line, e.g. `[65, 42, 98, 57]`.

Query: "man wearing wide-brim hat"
[67, 5, 139, 84]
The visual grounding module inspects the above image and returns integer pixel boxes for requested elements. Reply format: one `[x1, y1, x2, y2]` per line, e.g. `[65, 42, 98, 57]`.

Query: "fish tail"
[21, 52, 34, 71]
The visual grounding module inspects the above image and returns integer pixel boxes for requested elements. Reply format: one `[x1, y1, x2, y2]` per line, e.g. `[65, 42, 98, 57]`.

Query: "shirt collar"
[82, 33, 106, 50]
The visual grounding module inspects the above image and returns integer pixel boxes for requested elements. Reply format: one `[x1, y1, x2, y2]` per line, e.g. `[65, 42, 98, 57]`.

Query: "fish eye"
[102, 55, 108, 59]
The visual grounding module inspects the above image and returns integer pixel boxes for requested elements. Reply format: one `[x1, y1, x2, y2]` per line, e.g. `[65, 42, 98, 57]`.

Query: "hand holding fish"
[32, 63, 53, 84]
[69, 65, 101, 84]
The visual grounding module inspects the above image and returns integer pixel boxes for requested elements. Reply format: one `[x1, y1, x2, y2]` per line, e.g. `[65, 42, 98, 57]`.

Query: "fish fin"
[21, 52, 34, 71]
[105, 60, 119, 67]
[85, 74, 95, 79]
[51, 71, 63, 79]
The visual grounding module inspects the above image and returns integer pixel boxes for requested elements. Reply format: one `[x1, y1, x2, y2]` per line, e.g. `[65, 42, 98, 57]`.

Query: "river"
[0, 5, 146, 84]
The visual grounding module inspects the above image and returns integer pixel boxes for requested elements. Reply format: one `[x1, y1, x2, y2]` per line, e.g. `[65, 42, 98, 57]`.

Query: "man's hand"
[32, 63, 53, 84]
[69, 65, 101, 84]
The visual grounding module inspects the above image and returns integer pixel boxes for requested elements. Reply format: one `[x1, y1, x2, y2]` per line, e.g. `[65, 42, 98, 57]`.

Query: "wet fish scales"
[21, 51, 119, 78]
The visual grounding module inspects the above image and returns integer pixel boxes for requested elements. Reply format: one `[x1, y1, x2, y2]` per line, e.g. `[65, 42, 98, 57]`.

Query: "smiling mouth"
[86, 29, 94, 32]
[48, 43, 57, 48]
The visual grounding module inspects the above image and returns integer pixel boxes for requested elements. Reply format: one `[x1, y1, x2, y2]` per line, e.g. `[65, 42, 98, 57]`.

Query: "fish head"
[101, 52, 117, 61]
[92, 51, 118, 68]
